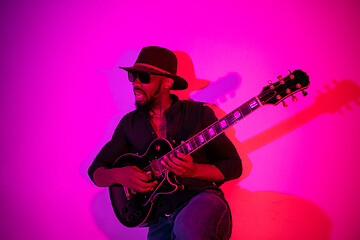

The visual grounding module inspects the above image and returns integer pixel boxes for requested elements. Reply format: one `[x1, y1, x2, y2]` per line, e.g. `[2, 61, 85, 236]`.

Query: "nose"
[132, 77, 142, 87]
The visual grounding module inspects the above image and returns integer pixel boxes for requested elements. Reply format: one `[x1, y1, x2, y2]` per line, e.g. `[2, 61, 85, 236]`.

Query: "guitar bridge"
[150, 158, 166, 177]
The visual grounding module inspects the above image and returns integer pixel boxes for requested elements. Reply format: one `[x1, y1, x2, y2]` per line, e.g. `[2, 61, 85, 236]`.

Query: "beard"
[135, 81, 162, 112]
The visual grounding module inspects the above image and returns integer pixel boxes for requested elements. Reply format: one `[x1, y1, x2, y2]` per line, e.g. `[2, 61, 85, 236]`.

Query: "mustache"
[133, 87, 145, 93]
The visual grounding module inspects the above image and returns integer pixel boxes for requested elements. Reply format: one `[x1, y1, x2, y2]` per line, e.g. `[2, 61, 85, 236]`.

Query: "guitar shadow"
[200, 80, 359, 239]
[87, 49, 360, 239]
[220, 79, 360, 239]
[172, 52, 360, 239]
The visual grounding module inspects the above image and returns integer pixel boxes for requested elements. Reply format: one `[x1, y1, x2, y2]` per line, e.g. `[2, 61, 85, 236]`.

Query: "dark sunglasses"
[128, 71, 154, 84]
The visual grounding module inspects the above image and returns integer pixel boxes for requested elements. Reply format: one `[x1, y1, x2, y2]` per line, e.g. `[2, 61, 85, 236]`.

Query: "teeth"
[134, 90, 144, 101]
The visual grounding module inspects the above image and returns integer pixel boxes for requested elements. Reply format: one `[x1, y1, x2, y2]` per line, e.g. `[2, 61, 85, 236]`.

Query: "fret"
[240, 104, 251, 116]
[194, 135, 201, 148]
[233, 110, 243, 120]
[213, 122, 222, 134]
[190, 139, 197, 150]
[198, 133, 205, 144]
[224, 109, 242, 127]
[178, 145, 186, 154]
[174, 148, 182, 154]
[183, 144, 189, 154]
[249, 97, 261, 110]
[186, 142, 192, 151]
[208, 127, 216, 136]
[219, 119, 229, 130]
[224, 114, 234, 125]
[203, 130, 211, 141]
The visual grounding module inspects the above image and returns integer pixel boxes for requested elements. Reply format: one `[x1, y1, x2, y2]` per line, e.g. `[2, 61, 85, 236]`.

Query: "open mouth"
[134, 88, 145, 101]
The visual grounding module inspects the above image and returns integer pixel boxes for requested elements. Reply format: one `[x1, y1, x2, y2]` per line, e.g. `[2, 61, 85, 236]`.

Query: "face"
[132, 73, 168, 110]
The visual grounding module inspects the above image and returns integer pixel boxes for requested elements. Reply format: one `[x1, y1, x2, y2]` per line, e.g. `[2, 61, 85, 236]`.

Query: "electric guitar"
[109, 69, 310, 227]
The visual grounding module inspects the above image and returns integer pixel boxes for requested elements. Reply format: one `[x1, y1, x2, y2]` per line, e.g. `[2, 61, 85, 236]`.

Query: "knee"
[172, 193, 232, 240]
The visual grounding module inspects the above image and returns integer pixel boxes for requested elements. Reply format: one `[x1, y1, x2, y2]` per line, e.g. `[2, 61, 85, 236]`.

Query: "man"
[88, 46, 242, 239]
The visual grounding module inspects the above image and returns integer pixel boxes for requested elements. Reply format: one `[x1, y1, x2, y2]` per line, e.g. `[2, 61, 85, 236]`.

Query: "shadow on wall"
[174, 51, 360, 239]
[217, 78, 360, 239]
[85, 49, 151, 239]
[88, 49, 360, 239]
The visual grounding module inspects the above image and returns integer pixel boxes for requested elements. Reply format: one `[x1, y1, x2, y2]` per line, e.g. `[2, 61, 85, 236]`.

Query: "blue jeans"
[147, 190, 232, 240]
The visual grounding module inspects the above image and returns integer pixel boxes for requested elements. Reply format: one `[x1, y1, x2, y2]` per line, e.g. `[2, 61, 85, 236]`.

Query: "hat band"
[134, 63, 172, 75]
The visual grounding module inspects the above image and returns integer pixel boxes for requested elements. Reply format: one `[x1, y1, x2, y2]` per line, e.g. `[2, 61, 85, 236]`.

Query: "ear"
[163, 77, 174, 89]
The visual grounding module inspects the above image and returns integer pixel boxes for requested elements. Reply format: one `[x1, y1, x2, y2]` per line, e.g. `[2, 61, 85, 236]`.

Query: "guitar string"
[140, 77, 303, 174]
[140, 99, 256, 174]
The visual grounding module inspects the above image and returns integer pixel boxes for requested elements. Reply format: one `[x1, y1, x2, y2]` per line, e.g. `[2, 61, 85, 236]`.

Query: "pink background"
[1, 0, 360, 239]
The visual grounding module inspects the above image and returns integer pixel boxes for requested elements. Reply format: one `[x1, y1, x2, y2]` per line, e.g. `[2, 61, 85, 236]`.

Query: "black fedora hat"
[119, 46, 188, 90]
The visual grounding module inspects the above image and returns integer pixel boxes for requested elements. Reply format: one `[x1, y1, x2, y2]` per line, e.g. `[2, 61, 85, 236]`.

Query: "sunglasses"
[128, 71, 159, 84]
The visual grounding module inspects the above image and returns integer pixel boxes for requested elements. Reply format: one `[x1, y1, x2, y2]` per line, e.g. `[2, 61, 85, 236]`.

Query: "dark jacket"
[88, 95, 242, 220]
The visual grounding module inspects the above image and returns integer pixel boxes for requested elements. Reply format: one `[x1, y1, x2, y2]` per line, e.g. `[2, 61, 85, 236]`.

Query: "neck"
[149, 93, 172, 118]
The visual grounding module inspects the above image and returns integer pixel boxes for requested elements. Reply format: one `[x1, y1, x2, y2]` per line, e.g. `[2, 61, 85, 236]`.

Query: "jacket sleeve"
[202, 105, 242, 184]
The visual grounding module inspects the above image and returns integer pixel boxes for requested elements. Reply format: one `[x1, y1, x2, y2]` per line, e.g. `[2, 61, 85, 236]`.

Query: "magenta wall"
[1, 0, 360, 239]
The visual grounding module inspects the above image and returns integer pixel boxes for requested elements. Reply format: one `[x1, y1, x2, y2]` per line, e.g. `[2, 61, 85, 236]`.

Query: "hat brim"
[119, 66, 188, 90]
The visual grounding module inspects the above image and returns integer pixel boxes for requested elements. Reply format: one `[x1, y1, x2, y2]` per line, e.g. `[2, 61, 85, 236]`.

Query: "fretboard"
[174, 96, 261, 155]
[152, 96, 262, 174]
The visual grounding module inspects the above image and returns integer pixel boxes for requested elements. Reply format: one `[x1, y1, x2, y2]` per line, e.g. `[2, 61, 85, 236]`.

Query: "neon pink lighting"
[1, 0, 360, 239]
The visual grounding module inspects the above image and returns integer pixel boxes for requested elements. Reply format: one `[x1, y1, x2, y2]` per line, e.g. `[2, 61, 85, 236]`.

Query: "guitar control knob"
[302, 90, 308, 96]
[292, 95, 298, 102]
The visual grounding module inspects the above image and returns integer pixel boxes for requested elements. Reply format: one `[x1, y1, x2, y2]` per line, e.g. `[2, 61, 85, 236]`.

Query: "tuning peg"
[302, 90, 308, 96]
[288, 70, 292, 74]
[277, 75, 283, 80]
[268, 80, 275, 89]
[292, 95, 298, 102]
[282, 101, 288, 107]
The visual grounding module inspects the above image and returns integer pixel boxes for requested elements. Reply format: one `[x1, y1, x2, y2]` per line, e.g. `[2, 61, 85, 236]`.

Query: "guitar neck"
[151, 96, 262, 176]
[174, 96, 262, 156]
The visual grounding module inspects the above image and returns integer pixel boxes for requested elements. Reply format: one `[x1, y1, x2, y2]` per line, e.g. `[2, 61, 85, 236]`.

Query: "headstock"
[258, 70, 310, 106]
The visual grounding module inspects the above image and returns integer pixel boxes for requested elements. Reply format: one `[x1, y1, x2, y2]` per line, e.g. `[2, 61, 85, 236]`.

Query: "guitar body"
[109, 138, 182, 227]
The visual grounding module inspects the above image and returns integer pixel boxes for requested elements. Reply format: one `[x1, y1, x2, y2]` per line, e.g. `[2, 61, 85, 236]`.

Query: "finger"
[134, 170, 153, 182]
[161, 156, 183, 175]
[161, 156, 172, 169]
[162, 155, 180, 169]
[135, 180, 157, 193]
[143, 182, 157, 192]
[177, 153, 193, 164]
[170, 154, 183, 165]
[175, 152, 188, 159]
